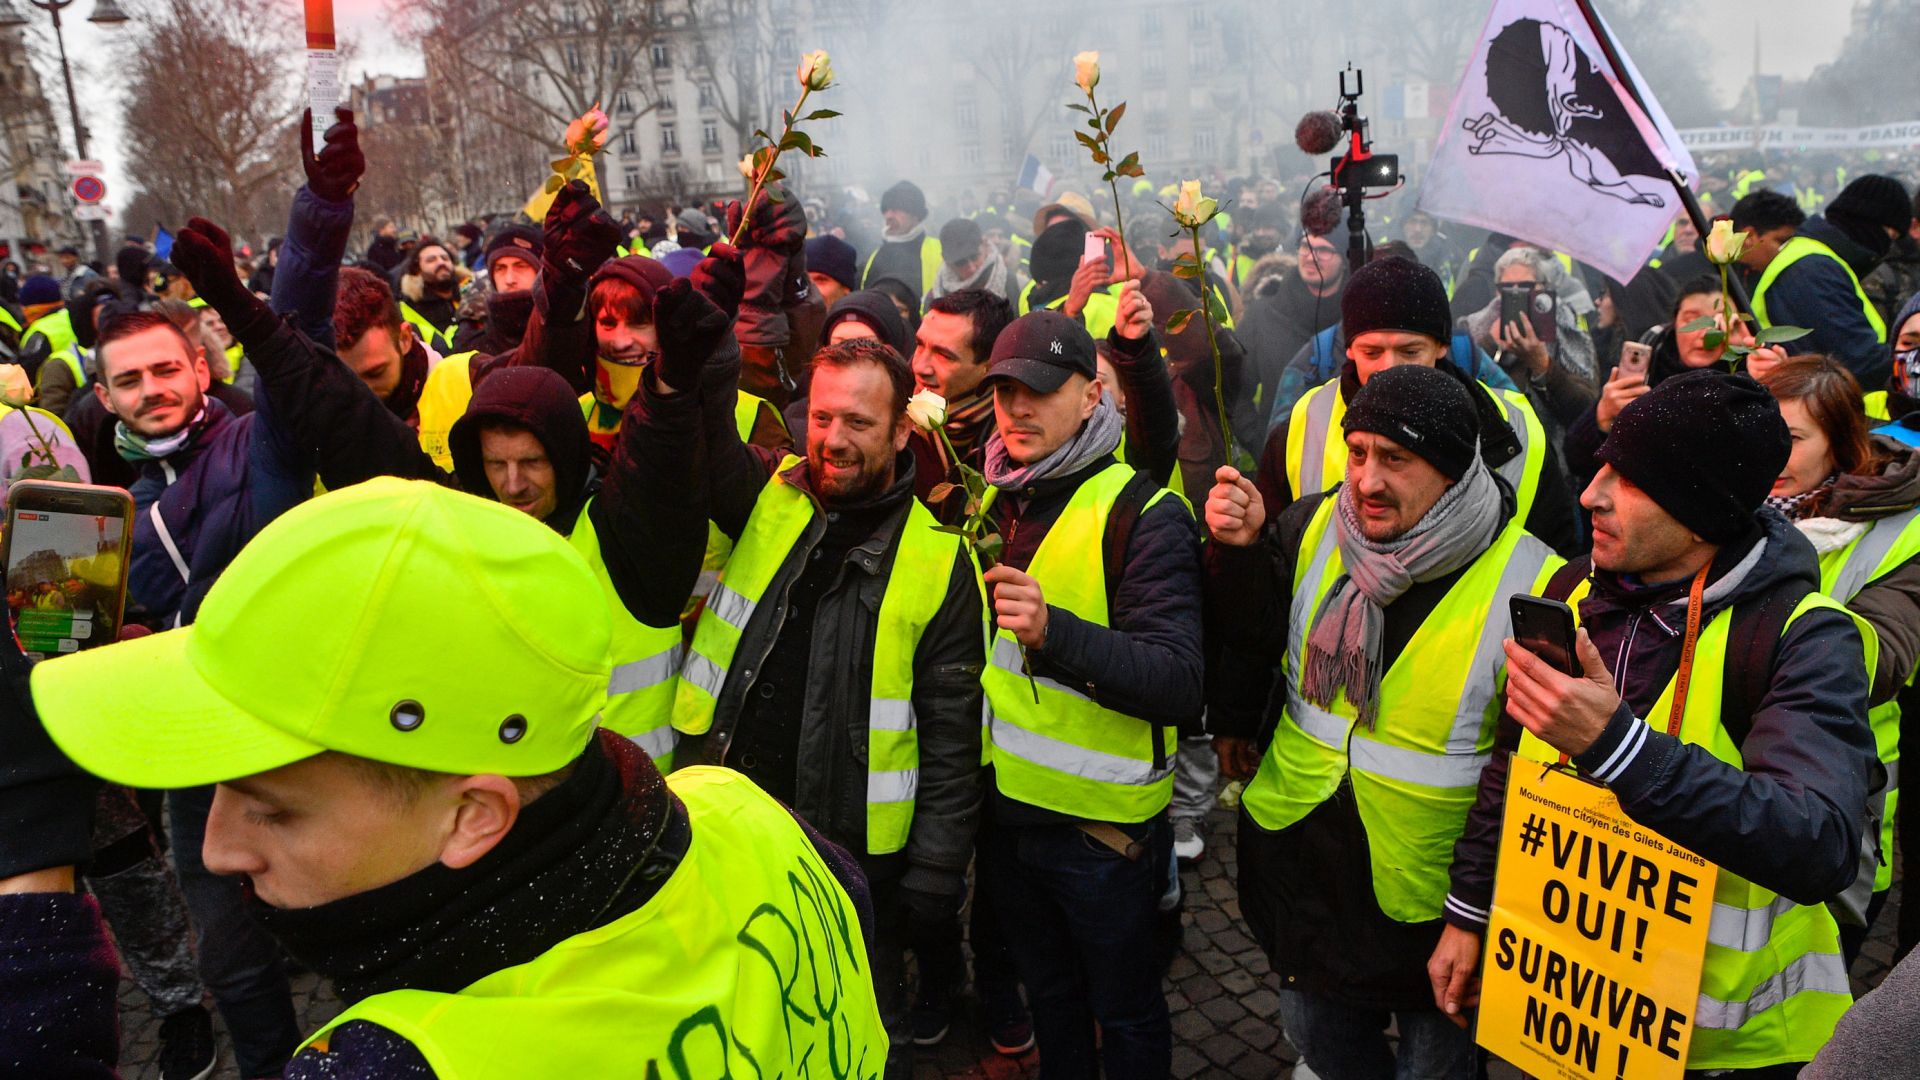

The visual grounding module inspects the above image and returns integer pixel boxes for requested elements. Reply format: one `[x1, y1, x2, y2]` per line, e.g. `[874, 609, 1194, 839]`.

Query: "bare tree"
[119, 0, 302, 239]
[399, 0, 679, 221]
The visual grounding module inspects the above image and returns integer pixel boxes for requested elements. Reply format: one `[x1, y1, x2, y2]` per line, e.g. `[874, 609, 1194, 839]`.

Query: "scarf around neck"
[983, 393, 1125, 492]
[1765, 473, 1839, 520]
[1301, 458, 1503, 728]
[114, 405, 210, 464]
[933, 252, 1010, 302]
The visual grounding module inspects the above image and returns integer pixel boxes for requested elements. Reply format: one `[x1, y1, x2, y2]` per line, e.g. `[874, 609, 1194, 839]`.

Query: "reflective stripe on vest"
[415, 351, 477, 471]
[569, 501, 686, 771]
[1285, 376, 1545, 522]
[983, 462, 1183, 822]
[302, 767, 887, 1077]
[1818, 508, 1920, 899]
[1243, 497, 1560, 920]
[674, 455, 961, 853]
[1753, 236, 1888, 343]
[1516, 594, 1869, 1069]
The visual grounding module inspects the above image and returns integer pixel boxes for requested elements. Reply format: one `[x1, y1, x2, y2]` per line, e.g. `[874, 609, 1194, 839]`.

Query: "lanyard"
[1558, 560, 1710, 765]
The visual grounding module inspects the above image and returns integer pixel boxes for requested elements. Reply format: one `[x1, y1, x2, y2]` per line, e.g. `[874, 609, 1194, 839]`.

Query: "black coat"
[1764, 217, 1892, 389]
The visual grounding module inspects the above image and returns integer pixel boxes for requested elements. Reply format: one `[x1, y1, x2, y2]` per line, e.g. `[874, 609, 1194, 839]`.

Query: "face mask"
[1896, 347, 1920, 394]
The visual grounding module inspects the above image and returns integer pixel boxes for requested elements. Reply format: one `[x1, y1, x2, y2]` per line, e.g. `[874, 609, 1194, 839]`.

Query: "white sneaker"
[1172, 821, 1205, 863]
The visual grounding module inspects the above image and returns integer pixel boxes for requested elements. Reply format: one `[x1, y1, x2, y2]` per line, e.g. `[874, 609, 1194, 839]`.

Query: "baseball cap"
[982, 309, 1097, 394]
[33, 479, 613, 788]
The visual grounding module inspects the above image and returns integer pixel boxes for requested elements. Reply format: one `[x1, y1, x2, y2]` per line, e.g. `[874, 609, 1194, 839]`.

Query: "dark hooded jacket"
[1446, 510, 1877, 929]
[450, 287, 535, 356]
[1762, 216, 1893, 389]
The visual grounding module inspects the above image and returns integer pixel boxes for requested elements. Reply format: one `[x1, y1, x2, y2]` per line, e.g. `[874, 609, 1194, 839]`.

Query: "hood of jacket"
[400, 265, 473, 305]
[1800, 216, 1884, 278]
[448, 365, 595, 533]
[1818, 437, 1920, 521]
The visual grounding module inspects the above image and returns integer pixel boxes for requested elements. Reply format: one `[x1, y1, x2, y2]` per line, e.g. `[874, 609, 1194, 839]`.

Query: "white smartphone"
[1082, 233, 1107, 266]
[1617, 341, 1653, 381]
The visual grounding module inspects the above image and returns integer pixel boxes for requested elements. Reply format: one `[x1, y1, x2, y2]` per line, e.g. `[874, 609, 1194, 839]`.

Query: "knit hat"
[804, 235, 858, 291]
[1828, 175, 1914, 235]
[1342, 364, 1480, 481]
[18, 274, 60, 306]
[587, 254, 674, 311]
[1030, 218, 1090, 287]
[1594, 370, 1788, 544]
[1341, 255, 1451, 344]
[881, 180, 928, 221]
[659, 247, 704, 279]
[822, 289, 912, 358]
[482, 224, 543, 269]
[939, 218, 983, 267]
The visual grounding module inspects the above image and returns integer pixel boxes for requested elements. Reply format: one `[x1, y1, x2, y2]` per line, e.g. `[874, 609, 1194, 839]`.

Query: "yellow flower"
[1074, 51, 1100, 94]
[1704, 218, 1746, 265]
[1172, 180, 1217, 227]
[906, 388, 947, 432]
[0, 363, 30, 406]
[797, 50, 834, 91]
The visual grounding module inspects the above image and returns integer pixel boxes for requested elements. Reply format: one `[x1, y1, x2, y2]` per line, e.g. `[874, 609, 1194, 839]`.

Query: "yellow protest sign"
[1477, 763, 1717, 1080]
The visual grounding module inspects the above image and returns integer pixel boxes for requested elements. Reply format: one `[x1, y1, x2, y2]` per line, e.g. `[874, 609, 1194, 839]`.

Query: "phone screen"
[1510, 597, 1577, 676]
[6, 504, 129, 657]
[1618, 342, 1652, 379]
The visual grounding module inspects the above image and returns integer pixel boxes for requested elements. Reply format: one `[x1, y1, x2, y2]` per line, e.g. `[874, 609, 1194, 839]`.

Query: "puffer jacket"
[1445, 509, 1876, 927]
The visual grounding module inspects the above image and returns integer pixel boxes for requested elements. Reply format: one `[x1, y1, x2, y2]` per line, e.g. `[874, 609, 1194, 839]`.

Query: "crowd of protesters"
[0, 96, 1917, 1080]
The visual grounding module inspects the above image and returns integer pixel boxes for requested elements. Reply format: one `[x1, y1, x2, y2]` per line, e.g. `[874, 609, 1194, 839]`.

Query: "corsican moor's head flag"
[1416, 0, 1697, 282]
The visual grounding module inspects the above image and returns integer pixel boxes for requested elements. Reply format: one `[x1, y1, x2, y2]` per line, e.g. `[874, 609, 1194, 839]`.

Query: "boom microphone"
[1301, 186, 1343, 237]
[1295, 110, 1344, 156]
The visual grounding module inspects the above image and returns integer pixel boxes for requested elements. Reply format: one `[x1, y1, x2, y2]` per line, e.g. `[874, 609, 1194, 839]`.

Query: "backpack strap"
[1103, 468, 1177, 765]
[1540, 556, 1592, 604]
[1720, 577, 1813, 751]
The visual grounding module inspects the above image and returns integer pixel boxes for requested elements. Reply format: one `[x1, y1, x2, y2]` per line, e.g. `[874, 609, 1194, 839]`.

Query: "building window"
[1141, 9, 1162, 33]
[564, 44, 583, 73]
[956, 100, 978, 133]
[962, 142, 982, 167]
[1147, 130, 1169, 160]
[1189, 38, 1211, 69]
[624, 168, 640, 192]
[1192, 125, 1216, 158]
[620, 130, 638, 157]
[1143, 49, 1165, 82]
[650, 43, 671, 69]
[698, 82, 717, 109]
[1187, 8, 1208, 32]
[660, 125, 679, 154]
[1048, 134, 1072, 164]
[1002, 132, 1020, 164]
[616, 90, 634, 115]
[702, 121, 721, 151]
[656, 87, 675, 113]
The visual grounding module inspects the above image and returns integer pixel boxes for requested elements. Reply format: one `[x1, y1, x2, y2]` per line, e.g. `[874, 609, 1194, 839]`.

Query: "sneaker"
[981, 987, 1035, 1056]
[1173, 820, 1205, 863]
[158, 1005, 218, 1080]
[909, 993, 951, 1047]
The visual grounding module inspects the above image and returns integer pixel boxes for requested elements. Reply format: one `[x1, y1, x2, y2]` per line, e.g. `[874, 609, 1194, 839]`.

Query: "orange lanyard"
[1558, 561, 1709, 765]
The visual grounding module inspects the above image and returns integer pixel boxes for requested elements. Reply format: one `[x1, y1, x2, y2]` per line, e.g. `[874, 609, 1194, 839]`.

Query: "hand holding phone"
[3, 481, 135, 660]
[1509, 595, 1578, 676]
[1617, 341, 1653, 381]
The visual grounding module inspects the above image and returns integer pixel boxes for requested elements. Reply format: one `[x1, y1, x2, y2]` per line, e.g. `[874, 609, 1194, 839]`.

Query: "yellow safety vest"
[1753, 236, 1888, 344]
[399, 301, 457, 352]
[1018, 279, 1119, 341]
[0, 305, 20, 335]
[415, 351, 477, 471]
[1864, 390, 1891, 423]
[1818, 509, 1920, 900]
[568, 501, 686, 769]
[983, 462, 1184, 823]
[673, 455, 963, 854]
[303, 767, 888, 1078]
[862, 234, 943, 297]
[1243, 501, 1559, 920]
[1516, 596, 1868, 1071]
[1284, 376, 1546, 521]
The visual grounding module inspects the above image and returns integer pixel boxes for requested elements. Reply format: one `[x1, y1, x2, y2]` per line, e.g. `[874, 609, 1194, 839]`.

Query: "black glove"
[300, 106, 364, 203]
[0, 619, 98, 880]
[651, 278, 730, 394]
[724, 188, 807, 256]
[171, 217, 273, 346]
[691, 243, 746, 321]
[899, 885, 963, 934]
[542, 180, 622, 280]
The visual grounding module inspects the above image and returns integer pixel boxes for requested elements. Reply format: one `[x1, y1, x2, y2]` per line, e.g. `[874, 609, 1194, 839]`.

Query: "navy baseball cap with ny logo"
[984, 309, 1099, 393]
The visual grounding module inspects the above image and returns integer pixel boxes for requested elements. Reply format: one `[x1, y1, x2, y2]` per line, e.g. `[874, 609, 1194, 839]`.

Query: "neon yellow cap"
[33, 478, 612, 788]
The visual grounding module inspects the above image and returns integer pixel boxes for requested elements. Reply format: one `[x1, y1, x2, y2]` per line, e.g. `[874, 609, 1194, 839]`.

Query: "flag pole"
[1570, 0, 1754, 318]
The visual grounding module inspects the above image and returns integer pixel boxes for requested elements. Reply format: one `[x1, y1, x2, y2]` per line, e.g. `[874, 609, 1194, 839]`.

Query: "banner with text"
[1477, 764, 1718, 1080]
[1678, 121, 1920, 152]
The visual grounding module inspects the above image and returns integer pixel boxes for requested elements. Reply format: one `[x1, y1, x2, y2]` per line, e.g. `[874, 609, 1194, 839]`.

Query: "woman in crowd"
[1461, 244, 1597, 438]
[1756, 354, 1920, 968]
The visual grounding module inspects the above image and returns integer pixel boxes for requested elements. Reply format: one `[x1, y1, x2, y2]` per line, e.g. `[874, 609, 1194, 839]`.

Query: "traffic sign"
[71, 175, 105, 204]
[62, 159, 104, 176]
[73, 204, 113, 222]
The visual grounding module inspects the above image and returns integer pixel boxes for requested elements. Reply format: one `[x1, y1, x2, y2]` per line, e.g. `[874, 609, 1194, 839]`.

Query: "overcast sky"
[51, 0, 1860, 213]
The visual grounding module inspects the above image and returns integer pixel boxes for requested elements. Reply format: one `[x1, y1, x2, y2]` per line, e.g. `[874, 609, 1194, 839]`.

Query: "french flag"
[1017, 154, 1054, 198]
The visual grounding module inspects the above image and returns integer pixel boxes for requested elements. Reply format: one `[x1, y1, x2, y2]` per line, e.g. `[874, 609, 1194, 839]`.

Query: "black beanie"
[881, 180, 928, 221]
[1342, 255, 1452, 344]
[1030, 219, 1089, 286]
[483, 223, 544, 268]
[1594, 370, 1788, 544]
[1342, 364, 1480, 481]
[1829, 175, 1914, 235]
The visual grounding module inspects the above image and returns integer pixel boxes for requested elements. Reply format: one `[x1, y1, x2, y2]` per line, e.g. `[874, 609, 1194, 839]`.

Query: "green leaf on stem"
[1172, 261, 1203, 280]
[929, 482, 957, 503]
[1106, 101, 1126, 133]
[800, 108, 842, 121]
[1702, 329, 1726, 349]
[1066, 103, 1092, 115]
[752, 129, 771, 142]
[1755, 324, 1813, 345]
[1074, 130, 1101, 150]
[1087, 118, 1104, 132]
[928, 524, 971, 536]
[1725, 343, 1754, 357]
[1677, 316, 1718, 333]
[780, 130, 816, 155]
[974, 533, 1004, 565]
[766, 185, 787, 203]
[1166, 309, 1196, 334]
[1120, 162, 1146, 178]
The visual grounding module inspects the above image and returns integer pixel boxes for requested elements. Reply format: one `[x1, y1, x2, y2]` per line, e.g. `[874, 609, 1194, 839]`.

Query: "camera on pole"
[1296, 66, 1402, 272]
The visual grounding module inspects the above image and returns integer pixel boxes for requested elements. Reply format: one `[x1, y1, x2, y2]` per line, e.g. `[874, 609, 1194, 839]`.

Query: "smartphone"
[1617, 341, 1653, 380]
[1082, 232, 1109, 269]
[1509, 595, 1578, 676]
[3, 481, 135, 659]
[1498, 286, 1529, 335]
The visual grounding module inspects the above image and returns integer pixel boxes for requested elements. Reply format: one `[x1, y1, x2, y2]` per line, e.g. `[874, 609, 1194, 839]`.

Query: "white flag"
[1416, 0, 1697, 283]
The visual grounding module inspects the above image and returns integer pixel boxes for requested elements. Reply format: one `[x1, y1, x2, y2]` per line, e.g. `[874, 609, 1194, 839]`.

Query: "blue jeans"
[170, 786, 302, 1078]
[1277, 989, 1476, 1080]
[980, 812, 1171, 1080]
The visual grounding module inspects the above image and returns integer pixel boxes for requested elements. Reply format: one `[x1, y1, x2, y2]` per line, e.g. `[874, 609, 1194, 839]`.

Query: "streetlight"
[0, 0, 130, 262]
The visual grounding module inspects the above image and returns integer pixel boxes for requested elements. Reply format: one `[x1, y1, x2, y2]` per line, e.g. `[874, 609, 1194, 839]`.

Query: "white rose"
[1073, 51, 1100, 94]
[798, 50, 834, 92]
[1704, 218, 1746, 265]
[906, 388, 947, 432]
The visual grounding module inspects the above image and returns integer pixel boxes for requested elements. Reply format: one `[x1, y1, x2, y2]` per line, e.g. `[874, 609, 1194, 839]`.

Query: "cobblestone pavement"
[116, 803, 1905, 1079]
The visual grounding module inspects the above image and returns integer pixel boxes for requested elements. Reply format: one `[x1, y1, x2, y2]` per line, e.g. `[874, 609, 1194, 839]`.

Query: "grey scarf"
[931, 251, 1011, 302]
[983, 394, 1125, 491]
[1301, 458, 1503, 728]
